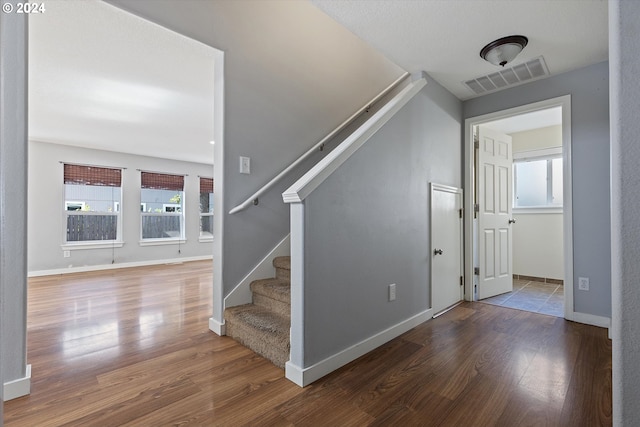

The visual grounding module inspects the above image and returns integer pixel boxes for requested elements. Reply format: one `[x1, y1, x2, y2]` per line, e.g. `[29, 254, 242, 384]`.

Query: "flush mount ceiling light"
[480, 35, 528, 67]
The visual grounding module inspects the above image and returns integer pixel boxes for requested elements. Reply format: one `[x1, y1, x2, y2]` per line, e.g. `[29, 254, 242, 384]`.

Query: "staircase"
[224, 256, 291, 368]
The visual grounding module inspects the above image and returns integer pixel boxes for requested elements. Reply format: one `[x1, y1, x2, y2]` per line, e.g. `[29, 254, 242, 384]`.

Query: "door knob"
[434, 249, 443, 255]
[508, 219, 516, 224]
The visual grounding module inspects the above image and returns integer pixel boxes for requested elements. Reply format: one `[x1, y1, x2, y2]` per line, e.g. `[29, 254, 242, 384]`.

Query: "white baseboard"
[285, 308, 433, 387]
[4, 364, 31, 401]
[567, 311, 611, 329]
[224, 235, 290, 309]
[209, 317, 226, 336]
[28, 255, 213, 277]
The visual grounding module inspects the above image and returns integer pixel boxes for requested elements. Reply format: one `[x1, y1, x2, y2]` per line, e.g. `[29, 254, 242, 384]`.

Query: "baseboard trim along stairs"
[224, 256, 291, 368]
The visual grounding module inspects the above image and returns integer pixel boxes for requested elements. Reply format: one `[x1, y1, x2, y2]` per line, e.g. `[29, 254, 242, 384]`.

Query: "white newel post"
[285, 201, 305, 386]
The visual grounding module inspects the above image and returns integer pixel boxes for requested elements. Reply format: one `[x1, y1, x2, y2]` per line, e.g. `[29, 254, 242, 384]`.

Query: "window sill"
[61, 241, 124, 251]
[513, 207, 563, 214]
[139, 239, 187, 247]
[199, 236, 213, 243]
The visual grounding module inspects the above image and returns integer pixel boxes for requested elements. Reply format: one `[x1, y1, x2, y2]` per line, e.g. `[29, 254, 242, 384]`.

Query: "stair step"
[225, 304, 290, 369]
[273, 256, 290, 281]
[251, 278, 290, 318]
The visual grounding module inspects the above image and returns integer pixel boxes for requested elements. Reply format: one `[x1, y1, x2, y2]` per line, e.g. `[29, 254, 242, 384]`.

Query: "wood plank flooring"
[4, 261, 611, 426]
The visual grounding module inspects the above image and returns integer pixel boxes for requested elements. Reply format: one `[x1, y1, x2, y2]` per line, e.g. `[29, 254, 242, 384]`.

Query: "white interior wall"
[28, 141, 214, 274]
[511, 213, 563, 280]
[511, 125, 563, 280]
[511, 124, 562, 152]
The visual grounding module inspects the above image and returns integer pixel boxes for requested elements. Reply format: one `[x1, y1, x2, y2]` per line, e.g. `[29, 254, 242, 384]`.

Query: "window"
[513, 150, 563, 209]
[199, 177, 214, 240]
[63, 164, 122, 245]
[140, 172, 185, 241]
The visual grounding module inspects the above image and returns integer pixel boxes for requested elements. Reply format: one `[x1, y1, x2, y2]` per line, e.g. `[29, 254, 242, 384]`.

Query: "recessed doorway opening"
[464, 95, 573, 319]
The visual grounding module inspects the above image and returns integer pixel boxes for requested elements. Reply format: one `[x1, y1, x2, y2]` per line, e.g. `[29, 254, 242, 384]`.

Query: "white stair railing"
[284, 71, 428, 387]
[282, 72, 427, 204]
[228, 71, 410, 214]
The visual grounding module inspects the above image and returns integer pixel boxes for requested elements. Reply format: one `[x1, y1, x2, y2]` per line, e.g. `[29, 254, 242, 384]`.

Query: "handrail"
[228, 71, 410, 214]
[283, 72, 427, 204]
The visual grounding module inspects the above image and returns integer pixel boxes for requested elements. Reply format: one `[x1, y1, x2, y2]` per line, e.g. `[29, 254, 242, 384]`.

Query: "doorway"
[464, 95, 573, 319]
[430, 183, 464, 316]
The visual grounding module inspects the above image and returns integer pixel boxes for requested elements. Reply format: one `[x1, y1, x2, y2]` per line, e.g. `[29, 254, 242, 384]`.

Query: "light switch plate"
[240, 156, 250, 174]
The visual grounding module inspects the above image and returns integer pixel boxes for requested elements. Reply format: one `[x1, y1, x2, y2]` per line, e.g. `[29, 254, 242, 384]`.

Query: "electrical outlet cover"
[578, 277, 589, 291]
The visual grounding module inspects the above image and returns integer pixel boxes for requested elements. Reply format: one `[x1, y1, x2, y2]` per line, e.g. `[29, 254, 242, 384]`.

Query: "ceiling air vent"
[463, 56, 550, 96]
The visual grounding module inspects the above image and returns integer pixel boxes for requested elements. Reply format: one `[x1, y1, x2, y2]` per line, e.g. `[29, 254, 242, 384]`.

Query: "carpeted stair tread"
[225, 304, 290, 368]
[251, 278, 290, 304]
[273, 256, 290, 271]
[273, 256, 290, 281]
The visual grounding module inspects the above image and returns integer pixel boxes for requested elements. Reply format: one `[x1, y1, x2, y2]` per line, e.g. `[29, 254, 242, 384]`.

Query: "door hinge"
[474, 203, 479, 219]
[459, 208, 463, 218]
[460, 276, 464, 287]
[474, 267, 480, 275]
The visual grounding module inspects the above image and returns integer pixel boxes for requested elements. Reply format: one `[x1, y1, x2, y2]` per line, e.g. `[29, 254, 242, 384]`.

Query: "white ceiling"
[29, 0, 608, 163]
[311, 0, 609, 100]
[29, 0, 217, 165]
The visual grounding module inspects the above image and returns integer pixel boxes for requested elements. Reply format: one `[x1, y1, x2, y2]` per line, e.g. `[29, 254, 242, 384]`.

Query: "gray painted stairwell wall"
[302, 76, 462, 366]
[105, 0, 405, 302]
[464, 61, 611, 319]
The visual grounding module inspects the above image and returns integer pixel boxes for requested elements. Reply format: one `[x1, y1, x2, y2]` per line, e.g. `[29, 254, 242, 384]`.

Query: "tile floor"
[480, 278, 564, 317]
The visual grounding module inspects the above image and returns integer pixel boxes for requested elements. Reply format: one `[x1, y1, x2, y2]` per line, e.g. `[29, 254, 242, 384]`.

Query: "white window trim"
[140, 211, 185, 242]
[199, 212, 213, 242]
[513, 146, 562, 161]
[139, 238, 187, 247]
[64, 204, 123, 245]
[61, 241, 125, 251]
[513, 147, 563, 209]
[513, 207, 563, 214]
[140, 185, 185, 241]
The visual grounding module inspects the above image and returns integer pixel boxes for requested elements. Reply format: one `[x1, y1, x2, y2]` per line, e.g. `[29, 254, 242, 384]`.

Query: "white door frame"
[463, 95, 574, 320]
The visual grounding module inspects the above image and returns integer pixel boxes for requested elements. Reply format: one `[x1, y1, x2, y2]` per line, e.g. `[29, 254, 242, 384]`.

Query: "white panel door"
[431, 184, 463, 315]
[478, 127, 514, 299]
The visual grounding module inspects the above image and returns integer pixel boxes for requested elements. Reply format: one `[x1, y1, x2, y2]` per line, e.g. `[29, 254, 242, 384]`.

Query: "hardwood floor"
[4, 261, 612, 426]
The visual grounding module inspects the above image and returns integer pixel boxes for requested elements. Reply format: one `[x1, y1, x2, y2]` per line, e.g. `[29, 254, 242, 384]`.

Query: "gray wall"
[303, 76, 461, 365]
[464, 61, 611, 319]
[610, 0, 640, 424]
[105, 0, 405, 298]
[28, 141, 214, 273]
[1, 3, 28, 397]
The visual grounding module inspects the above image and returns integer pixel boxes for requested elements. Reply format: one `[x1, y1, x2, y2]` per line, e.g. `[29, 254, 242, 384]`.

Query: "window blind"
[64, 164, 121, 187]
[199, 177, 214, 193]
[141, 172, 184, 191]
